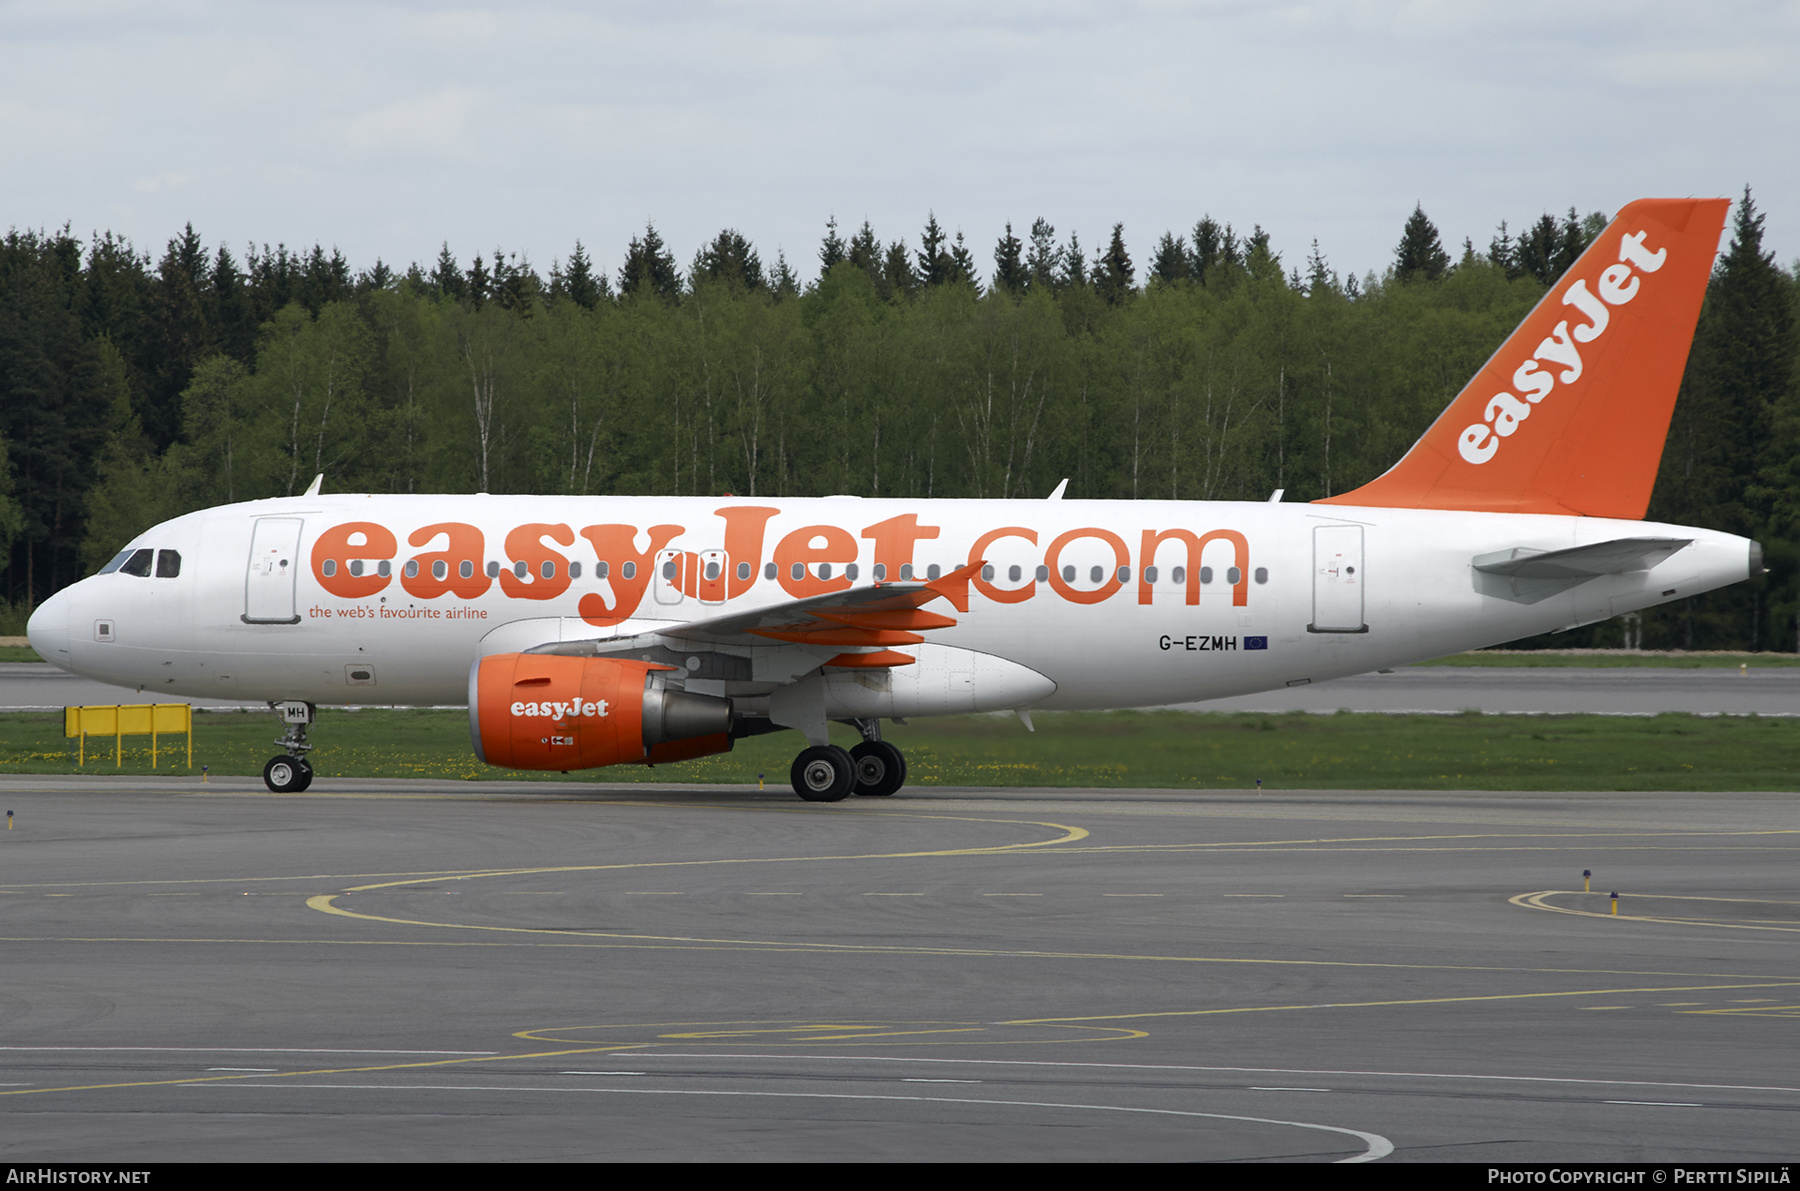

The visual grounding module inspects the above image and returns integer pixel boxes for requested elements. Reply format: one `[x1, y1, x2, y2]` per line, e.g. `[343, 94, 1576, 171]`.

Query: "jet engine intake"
[469, 653, 733, 771]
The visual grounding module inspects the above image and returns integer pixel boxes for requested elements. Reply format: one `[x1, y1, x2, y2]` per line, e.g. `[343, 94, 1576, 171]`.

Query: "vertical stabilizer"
[1319, 197, 1729, 518]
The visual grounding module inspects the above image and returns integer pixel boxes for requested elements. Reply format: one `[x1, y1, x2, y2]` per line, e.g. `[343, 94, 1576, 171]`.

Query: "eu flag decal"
[1245, 636, 1269, 650]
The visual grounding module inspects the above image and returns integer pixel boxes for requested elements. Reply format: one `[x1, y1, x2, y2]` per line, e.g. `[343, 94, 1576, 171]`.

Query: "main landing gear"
[263, 700, 315, 793]
[789, 720, 907, 802]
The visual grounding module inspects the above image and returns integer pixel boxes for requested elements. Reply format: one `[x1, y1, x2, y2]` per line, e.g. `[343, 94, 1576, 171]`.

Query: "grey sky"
[4, 1, 1795, 285]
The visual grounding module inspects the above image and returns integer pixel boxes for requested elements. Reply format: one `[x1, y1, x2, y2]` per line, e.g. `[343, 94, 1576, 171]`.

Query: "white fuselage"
[27, 494, 1753, 714]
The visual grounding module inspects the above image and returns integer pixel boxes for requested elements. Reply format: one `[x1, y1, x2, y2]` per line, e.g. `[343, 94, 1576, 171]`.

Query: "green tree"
[1393, 205, 1450, 282]
[1095, 223, 1135, 306]
[618, 223, 681, 301]
[847, 221, 882, 287]
[691, 229, 765, 292]
[0, 228, 119, 600]
[550, 240, 606, 310]
[1150, 233, 1190, 286]
[1024, 218, 1062, 294]
[818, 217, 846, 275]
[141, 224, 213, 449]
[992, 222, 1027, 295]
[1652, 189, 1799, 649]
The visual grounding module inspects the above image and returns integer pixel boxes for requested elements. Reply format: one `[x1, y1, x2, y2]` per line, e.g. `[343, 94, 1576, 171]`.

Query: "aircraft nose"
[26, 586, 72, 666]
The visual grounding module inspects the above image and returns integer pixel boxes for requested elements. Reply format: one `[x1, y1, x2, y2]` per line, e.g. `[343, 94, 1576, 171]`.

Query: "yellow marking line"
[984, 981, 1800, 1027]
[1051, 829, 1799, 852]
[0, 810, 1087, 893]
[1511, 891, 1800, 933]
[516, 1021, 1151, 1046]
[297, 814, 1084, 905]
[0, 1043, 653, 1099]
[509, 978, 1800, 1052]
[308, 890, 1800, 989]
[13, 828, 1786, 894]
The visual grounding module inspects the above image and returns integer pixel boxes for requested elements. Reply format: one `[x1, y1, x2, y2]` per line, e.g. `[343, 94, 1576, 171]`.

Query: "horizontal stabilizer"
[1472, 536, 1690, 604]
[1473, 537, 1691, 579]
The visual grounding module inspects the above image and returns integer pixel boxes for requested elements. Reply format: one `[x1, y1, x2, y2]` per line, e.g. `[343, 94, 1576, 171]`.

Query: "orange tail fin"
[1319, 197, 1729, 518]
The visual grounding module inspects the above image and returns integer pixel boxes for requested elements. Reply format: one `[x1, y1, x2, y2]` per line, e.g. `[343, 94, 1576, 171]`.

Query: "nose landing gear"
[263, 700, 315, 793]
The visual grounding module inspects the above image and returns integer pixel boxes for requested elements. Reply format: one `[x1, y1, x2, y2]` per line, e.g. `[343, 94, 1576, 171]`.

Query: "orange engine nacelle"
[469, 653, 734, 771]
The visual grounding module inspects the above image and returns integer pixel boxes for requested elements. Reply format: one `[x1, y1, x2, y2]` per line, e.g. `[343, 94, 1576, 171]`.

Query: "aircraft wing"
[530, 560, 984, 668]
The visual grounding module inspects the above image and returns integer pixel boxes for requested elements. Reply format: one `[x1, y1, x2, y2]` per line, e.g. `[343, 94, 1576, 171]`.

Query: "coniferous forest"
[2, 195, 1795, 650]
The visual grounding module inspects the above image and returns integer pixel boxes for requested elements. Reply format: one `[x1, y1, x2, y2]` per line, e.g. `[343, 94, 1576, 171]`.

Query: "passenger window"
[1035, 565, 1048, 582]
[927, 564, 941, 581]
[764, 562, 776, 580]
[433, 561, 448, 581]
[404, 560, 419, 578]
[541, 560, 556, 579]
[1173, 566, 1185, 585]
[597, 561, 610, 580]
[1254, 567, 1268, 584]
[1226, 567, 1242, 585]
[119, 549, 154, 577]
[570, 561, 582, 579]
[1144, 566, 1158, 584]
[487, 561, 500, 578]
[737, 561, 750, 581]
[846, 563, 858, 581]
[1200, 566, 1214, 584]
[622, 562, 636, 580]
[873, 564, 887, 581]
[156, 550, 181, 578]
[900, 564, 914, 580]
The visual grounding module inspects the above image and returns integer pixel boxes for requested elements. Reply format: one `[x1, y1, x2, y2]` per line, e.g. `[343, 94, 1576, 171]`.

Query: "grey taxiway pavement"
[1, 775, 1796, 1162]
[7, 659, 1800, 716]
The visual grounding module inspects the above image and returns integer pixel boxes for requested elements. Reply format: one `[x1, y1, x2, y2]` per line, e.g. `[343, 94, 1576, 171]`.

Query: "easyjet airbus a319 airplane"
[28, 198, 1756, 800]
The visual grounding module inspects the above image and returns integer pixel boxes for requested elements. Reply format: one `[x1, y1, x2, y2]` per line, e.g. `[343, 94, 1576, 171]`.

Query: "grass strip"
[1413, 651, 1800, 668]
[3, 707, 1797, 792]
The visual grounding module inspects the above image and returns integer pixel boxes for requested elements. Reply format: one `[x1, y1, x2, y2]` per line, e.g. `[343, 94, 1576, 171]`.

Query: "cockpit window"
[98, 549, 135, 575]
[117, 549, 154, 577]
[156, 550, 182, 578]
